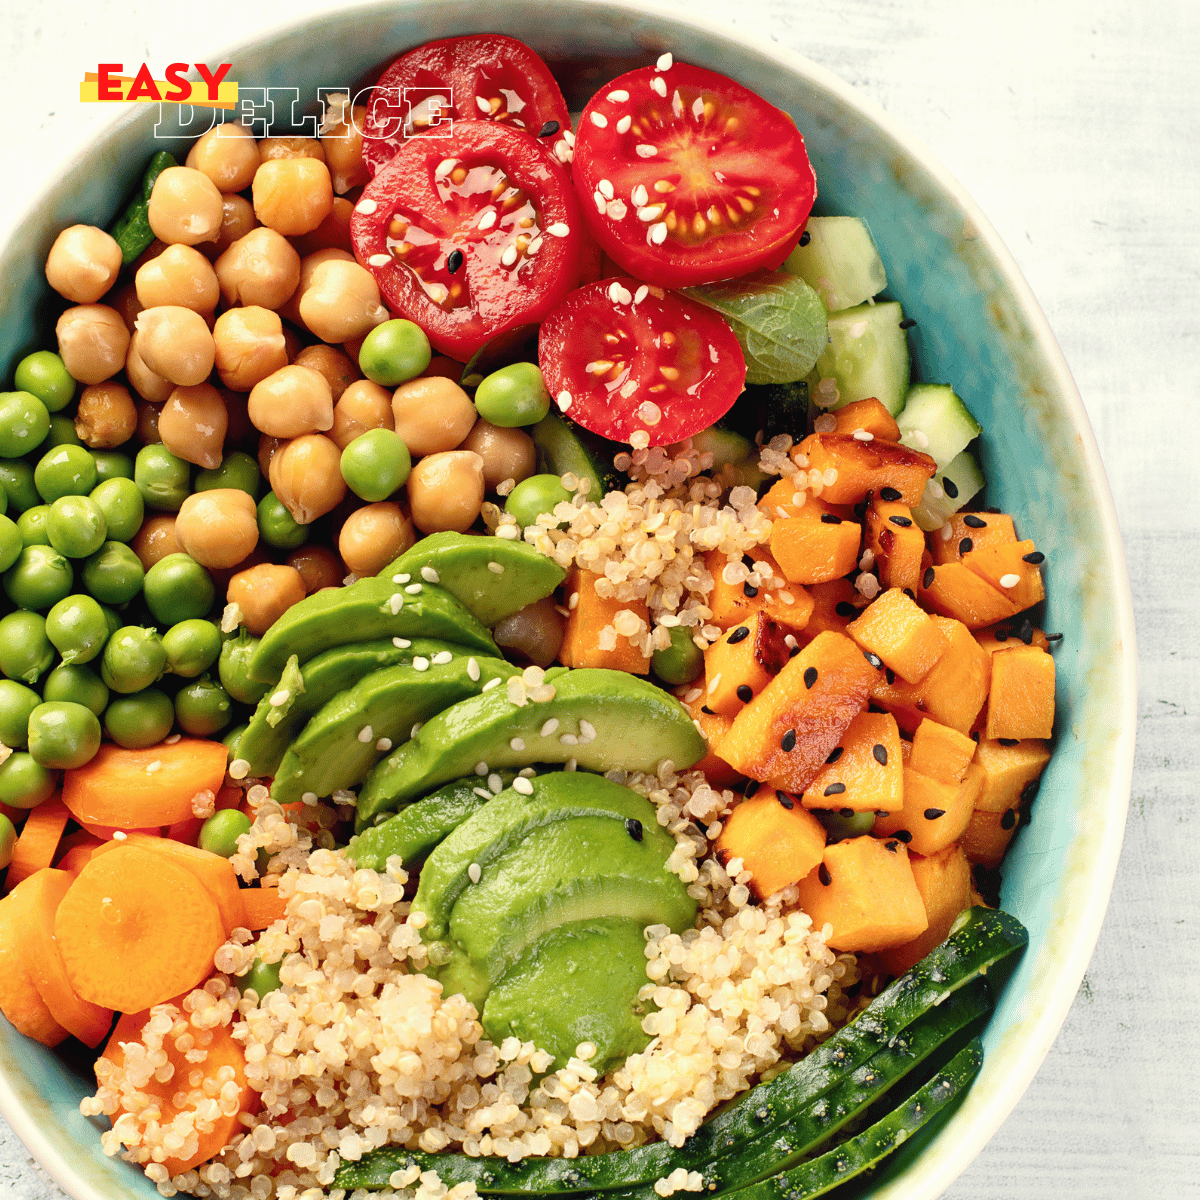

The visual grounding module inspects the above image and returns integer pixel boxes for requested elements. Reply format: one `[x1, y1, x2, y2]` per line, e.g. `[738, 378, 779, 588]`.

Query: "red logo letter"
[97, 63, 123, 101]
[126, 63, 162, 102]
[194, 62, 232, 101]
[164, 63, 191, 102]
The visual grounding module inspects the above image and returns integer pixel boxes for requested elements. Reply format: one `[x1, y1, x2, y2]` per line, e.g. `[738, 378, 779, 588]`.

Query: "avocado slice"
[269, 654, 519, 804]
[481, 918, 655, 1073]
[355, 667, 707, 828]
[384, 533, 567, 628]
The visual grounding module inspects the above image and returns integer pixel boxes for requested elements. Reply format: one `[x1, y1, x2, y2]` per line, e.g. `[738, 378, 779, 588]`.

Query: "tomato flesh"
[362, 34, 573, 176]
[539, 277, 747, 446]
[351, 121, 583, 361]
[573, 62, 816, 286]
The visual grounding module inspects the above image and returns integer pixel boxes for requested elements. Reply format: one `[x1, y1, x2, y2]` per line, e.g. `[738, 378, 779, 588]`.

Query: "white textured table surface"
[2, 1, 1197, 1197]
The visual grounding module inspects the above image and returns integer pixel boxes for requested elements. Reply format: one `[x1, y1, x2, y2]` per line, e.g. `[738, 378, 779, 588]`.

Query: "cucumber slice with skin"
[688, 425, 755, 469]
[530, 412, 623, 500]
[809, 301, 910, 416]
[912, 449, 986, 532]
[332, 908, 1024, 1194]
[783, 216, 888, 313]
[896, 383, 982, 469]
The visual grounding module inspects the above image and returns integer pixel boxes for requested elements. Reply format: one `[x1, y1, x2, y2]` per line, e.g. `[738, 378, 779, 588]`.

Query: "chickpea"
[222, 389, 254, 444]
[135, 243, 220, 313]
[175, 488, 258, 569]
[460, 419, 537, 490]
[133, 306, 216, 386]
[252, 158, 333, 237]
[259, 137, 325, 162]
[199, 196, 259, 265]
[329, 379, 394, 450]
[391, 375, 477, 457]
[132, 513, 181, 569]
[227, 563, 306, 636]
[56, 304, 130, 385]
[287, 544, 343, 593]
[137, 401, 163, 445]
[109, 280, 144, 332]
[147, 165, 224, 245]
[269, 434, 346, 524]
[293, 196, 354, 256]
[294, 344, 360, 402]
[185, 122, 261, 193]
[207, 544, 270, 594]
[282, 325, 305, 363]
[299, 259, 389, 344]
[44, 224, 122, 303]
[158, 383, 229, 470]
[258, 433, 286, 478]
[279, 247, 353, 326]
[126, 330, 174, 402]
[213, 306, 288, 391]
[339, 502, 416, 576]
[131, 238, 169, 274]
[247, 364, 333, 438]
[493, 597, 566, 669]
[214, 227, 300, 311]
[320, 95, 370, 194]
[407, 450, 485, 534]
[75, 382, 138, 449]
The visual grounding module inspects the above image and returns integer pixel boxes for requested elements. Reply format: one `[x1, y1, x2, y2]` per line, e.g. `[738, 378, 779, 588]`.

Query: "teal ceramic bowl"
[0, 3, 1136, 1197]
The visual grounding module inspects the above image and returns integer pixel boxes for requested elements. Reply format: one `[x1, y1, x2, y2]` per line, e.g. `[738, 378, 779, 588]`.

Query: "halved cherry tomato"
[351, 121, 584, 361]
[572, 62, 816, 287]
[361, 34, 573, 176]
[539, 277, 746, 446]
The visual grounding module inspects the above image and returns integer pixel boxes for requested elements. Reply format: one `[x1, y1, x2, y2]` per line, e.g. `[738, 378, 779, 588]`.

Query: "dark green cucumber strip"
[332, 908, 1023, 1193]
[110, 150, 176, 265]
[725, 1038, 984, 1200]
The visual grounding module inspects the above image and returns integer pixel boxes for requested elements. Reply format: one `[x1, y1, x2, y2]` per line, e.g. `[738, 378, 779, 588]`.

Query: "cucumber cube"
[784, 217, 888, 311]
[912, 449, 986, 531]
[896, 383, 982, 469]
[809, 301, 910, 415]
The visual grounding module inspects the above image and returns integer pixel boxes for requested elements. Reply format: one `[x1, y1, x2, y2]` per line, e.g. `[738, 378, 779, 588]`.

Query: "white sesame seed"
[269, 689, 290, 707]
[590, 112, 608, 128]
[388, 593, 404, 614]
[467, 657, 481, 682]
[540, 718, 560, 737]
[488, 773, 504, 794]
[355, 197, 378, 214]
[940, 523, 955, 541]
[393, 637, 411, 648]
[477, 210, 497, 231]
[513, 776, 535, 795]
[431, 650, 453, 665]
[636, 144, 658, 159]
[112, 830, 127, 840]
[434, 158, 457, 179]
[475, 761, 489, 775]
[510, 737, 526, 752]
[648, 222, 668, 245]
[560, 733, 578, 746]
[671, 91, 683, 118]
[358, 726, 374, 743]
[598, 178, 615, 200]
[368, 253, 392, 267]
[557, 390, 573, 412]
[568, 592, 579, 610]
[849, 320, 869, 338]
[520, 766, 536, 778]
[410, 723, 423, 738]
[650, 77, 668, 98]
[473, 787, 491, 800]
[579, 720, 597, 742]
[547, 223, 571, 237]
[634, 285, 649, 304]
[911, 429, 930, 448]
[608, 281, 633, 305]
[630, 184, 648, 207]
[413, 656, 429, 671]
[487, 561, 504, 574]
[405, 582, 423, 594]
[420, 566, 440, 583]
[606, 89, 630, 102]
[593, 190, 607, 215]
[999, 573, 1021, 588]
[707, 672, 722, 695]
[393, 573, 411, 583]
[475, 96, 491, 114]
[468, 862, 482, 883]
[928, 480, 945, 500]
[691, 97, 704, 120]
[376, 738, 392, 752]
[637, 204, 665, 222]
[482, 677, 502, 691]
[501, 244, 518, 266]
[852, 428, 874, 442]
[656, 52, 674, 70]
[616, 115, 632, 133]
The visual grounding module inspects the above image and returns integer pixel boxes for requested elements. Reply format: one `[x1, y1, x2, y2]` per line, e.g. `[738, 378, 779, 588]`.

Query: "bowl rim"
[0, 2, 1138, 1198]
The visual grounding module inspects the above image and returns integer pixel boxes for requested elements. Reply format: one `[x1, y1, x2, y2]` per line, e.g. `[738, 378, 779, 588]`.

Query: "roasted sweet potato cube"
[680, 687, 743, 788]
[960, 804, 1022, 868]
[715, 791, 827, 899]
[928, 512, 1017, 565]
[963, 539, 1045, 613]
[972, 737, 1052, 813]
[802, 579, 869, 641]
[847, 588, 950, 684]
[877, 843, 973, 977]
[792, 433, 937, 506]
[758, 480, 854, 524]
[832, 398, 901, 441]
[866, 498, 924, 592]
[770, 512, 862, 586]
[873, 762, 982, 856]
[909, 718, 978, 785]
[558, 570, 651, 674]
[704, 612, 790, 716]
[919, 561, 1019, 629]
[799, 711, 903, 813]
[705, 549, 814, 633]
[974, 624, 1049, 654]
[985, 645, 1055, 740]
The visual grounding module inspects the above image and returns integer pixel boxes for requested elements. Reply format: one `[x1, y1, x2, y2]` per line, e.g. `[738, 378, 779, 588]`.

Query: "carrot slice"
[6, 797, 71, 888]
[54, 845, 225, 1013]
[11, 868, 113, 1046]
[240, 887, 288, 931]
[0, 883, 68, 1046]
[62, 739, 229, 829]
[77, 820, 163, 841]
[165, 784, 244, 845]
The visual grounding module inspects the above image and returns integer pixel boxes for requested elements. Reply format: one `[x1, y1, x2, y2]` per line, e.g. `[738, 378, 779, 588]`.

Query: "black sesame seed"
[903, 588, 916, 601]
[899, 317, 917, 329]
[880, 486, 901, 502]
[728, 625, 750, 644]
[863, 651, 883, 669]
[873, 744, 888, 766]
[835, 601, 858, 618]
[1045, 632, 1064, 642]
[994, 628, 1010, 641]
[888, 514, 913, 528]
[922, 566, 935, 589]
[625, 817, 643, 841]
[799, 229, 811, 247]
[736, 684, 753, 703]
[998, 737, 1019, 746]
[826, 746, 844, 764]
[885, 668, 895, 685]
[701, 705, 715, 715]
[743, 583, 758, 598]
[1022, 551, 1045, 564]
[744, 779, 760, 798]
[1018, 618, 1035, 645]
[1000, 808, 1017, 830]
[447, 248, 464, 274]
[894, 829, 912, 843]
[818, 863, 832, 886]
[820, 513, 843, 524]
[884, 840, 899, 853]
[824, 782, 847, 797]
[942, 477, 959, 499]
[803, 666, 818, 689]
[789, 644, 801, 657]
[962, 514, 986, 528]
[538, 119, 560, 137]
[986, 506, 1002, 514]
[776, 790, 795, 810]
[781, 728, 797, 752]
[1021, 778, 1041, 803]
[840, 807, 854, 818]
[958, 537, 974, 555]
[853, 500, 868, 520]
[923, 807, 945, 820]
[971, 730, 980, 742]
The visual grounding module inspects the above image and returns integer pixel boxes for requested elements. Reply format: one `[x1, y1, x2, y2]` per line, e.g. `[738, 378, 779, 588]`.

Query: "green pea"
[175, 675, 233, 736]
[135, 444, 191, 512]
[0, 513, 21, 572]
[100, 605, 122, 637]
[198, 806, 251, 858]
[505, 473, 572, 529]
[0, 752, 56, 809]
[256, 492, 309, 550]
[0, 391, 51, 458]
[474, 362, 551, 428]
[91, 450, 136, 484]
[34, 443, 97, 504]
[3, 544, 74, 610]
[0, 611, 55, 685]
[45, 593, 109, 666]
[17, 505, 51, 546]
[43, 663, 109, 716]
[0, 679, 41, 748]
[163, 618, 222, 677]
[0, 459, 40, 513]
[339, 429, 411, 503]
[651, 626, 705, 686]
[90, 477, 144, 543]
[101, 626, 167, 694]
[13, 351, 75, 413]
[357, 319, 431, 387]
[47, 494, 108, 559]
[43, 413, 85, 451]
[103, 689, 175, 748]
[143, 553, 215, 624]
[241, 956, 282, 1000]
[81, 541, 144, 606]
[218, 631, 270, 705]
[0, 813, 16, 870]
[812, 808, 877, 842]
[0, 479, 5, 516]
[196, 451, 260, 498]
[27, 701, 101, 770]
